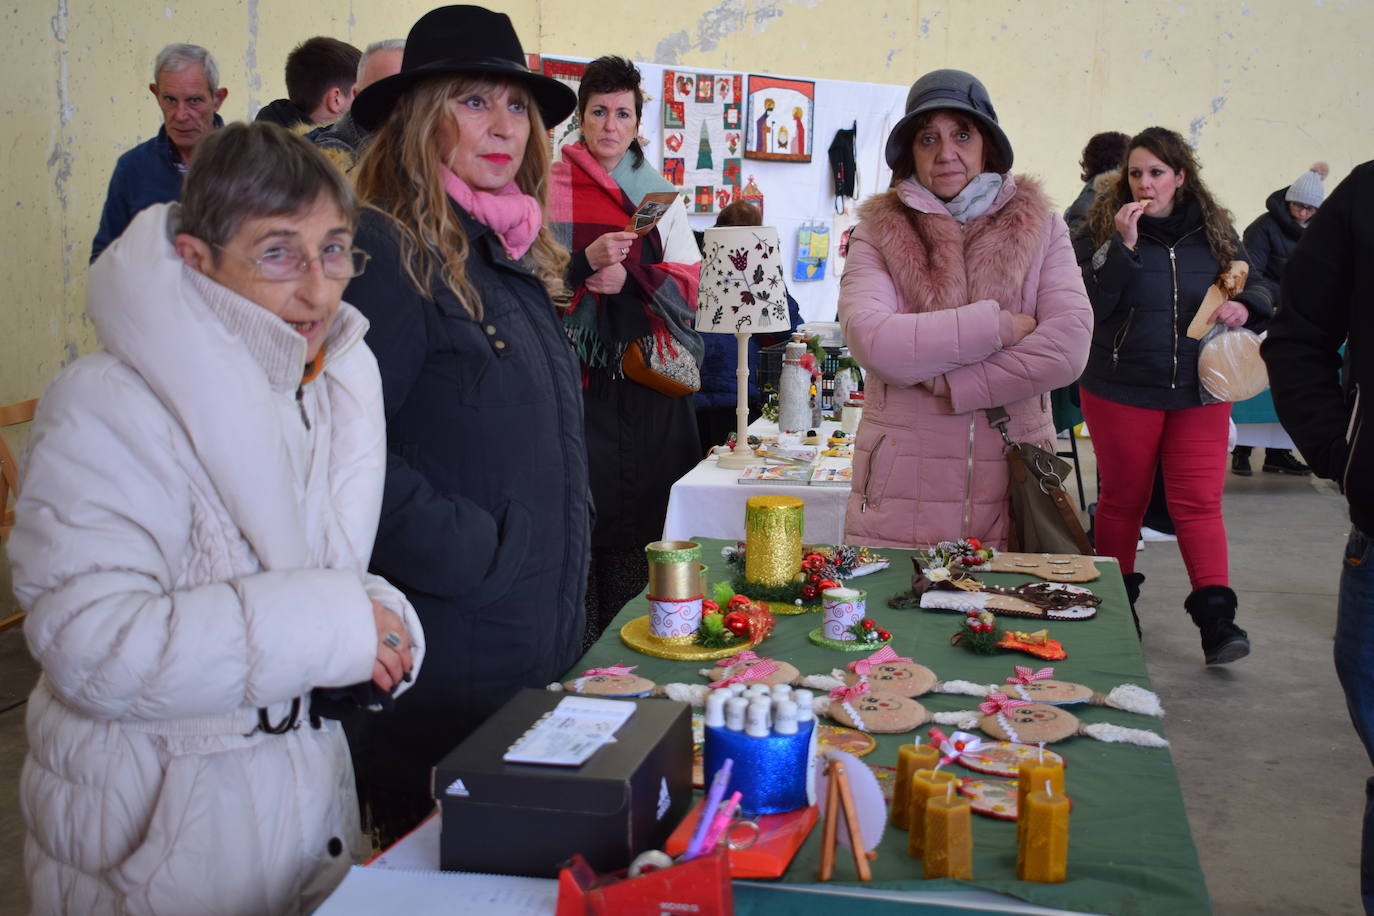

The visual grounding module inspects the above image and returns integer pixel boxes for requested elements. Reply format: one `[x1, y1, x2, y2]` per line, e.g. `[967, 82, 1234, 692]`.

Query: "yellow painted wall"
[3, 0, 1371, 408]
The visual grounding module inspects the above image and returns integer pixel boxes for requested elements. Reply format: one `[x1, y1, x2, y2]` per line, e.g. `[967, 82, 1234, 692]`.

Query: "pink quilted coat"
[839, 176, 1092, 549]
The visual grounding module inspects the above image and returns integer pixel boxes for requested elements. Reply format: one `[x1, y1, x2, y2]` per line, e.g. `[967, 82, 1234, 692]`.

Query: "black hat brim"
[351, 57, 577, 134]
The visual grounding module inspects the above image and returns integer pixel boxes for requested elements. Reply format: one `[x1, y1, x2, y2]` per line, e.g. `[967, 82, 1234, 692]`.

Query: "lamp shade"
[696, 226, 792, 335]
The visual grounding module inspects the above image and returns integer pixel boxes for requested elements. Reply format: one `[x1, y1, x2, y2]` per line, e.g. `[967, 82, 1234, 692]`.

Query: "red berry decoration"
[728, 594, 751, 609]
[800, 584, 820, 600]
[877, 629, 891, 640]
[861, 619, 875, 631]
[702, 599, 719, 613]
[723, 612, 750, 635]
[818, 578, 840, 590]
[967, 538, 982, 550]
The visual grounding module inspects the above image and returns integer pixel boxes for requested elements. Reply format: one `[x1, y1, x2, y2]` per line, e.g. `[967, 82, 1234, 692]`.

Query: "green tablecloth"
[570, 539, 1211, 916]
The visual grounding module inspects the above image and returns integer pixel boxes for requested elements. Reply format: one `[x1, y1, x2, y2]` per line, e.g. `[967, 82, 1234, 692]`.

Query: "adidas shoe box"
[433, 688, 693, 877]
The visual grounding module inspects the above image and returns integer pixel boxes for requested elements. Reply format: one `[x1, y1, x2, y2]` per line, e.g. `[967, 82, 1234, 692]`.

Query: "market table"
[571, 538, 1211, 916]
[662, 420, 853, 543]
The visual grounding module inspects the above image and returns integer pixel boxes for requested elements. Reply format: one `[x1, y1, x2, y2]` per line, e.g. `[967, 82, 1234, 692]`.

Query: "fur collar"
[856, 175, 1052, 314]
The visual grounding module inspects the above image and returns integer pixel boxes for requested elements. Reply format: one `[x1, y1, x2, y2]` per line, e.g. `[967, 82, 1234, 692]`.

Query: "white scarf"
[899, 172, 1005, 224]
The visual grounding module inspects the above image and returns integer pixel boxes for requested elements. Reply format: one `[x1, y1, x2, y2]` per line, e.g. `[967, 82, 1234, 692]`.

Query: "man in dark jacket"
[1233, 162, 1329, 476]
[1264, 159, 1374, 915]
[255, 36, 360, 130]
[90, 43, 226, 262]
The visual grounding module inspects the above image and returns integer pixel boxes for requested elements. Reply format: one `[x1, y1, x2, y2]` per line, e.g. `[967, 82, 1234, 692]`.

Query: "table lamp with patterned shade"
[696, 226, 792, 469]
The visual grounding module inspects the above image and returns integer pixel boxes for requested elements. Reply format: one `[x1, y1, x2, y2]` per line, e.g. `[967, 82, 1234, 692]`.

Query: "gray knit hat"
[1285, 162, 1328, 208]
[885, 69, 1013, 174]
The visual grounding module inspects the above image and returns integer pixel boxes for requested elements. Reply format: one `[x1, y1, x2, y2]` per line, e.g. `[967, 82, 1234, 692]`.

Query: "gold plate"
[618, 615, 755, 661]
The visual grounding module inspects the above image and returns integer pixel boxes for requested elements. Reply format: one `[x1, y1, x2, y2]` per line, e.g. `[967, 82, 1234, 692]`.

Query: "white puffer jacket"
[10, 203, 426, 915]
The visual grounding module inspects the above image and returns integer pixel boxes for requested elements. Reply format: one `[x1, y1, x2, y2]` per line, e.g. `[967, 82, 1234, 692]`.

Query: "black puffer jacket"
[343, 204, 592, 833]
[1265, 161, 1374, 532]
[1243, 187, 1304, 287]
[1077, 196, 1276, 410]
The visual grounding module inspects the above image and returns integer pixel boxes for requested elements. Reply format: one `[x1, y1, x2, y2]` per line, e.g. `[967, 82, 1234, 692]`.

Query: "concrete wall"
[3, 0, 1370, 406]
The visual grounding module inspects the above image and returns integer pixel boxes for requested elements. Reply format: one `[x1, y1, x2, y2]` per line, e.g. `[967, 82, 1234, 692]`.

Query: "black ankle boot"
[1123, 572, 1145, 639]
[1183, 585, 1251, 665]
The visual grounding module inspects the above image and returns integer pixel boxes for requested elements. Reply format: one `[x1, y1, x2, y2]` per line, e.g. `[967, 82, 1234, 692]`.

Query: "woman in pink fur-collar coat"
[839, 69, 1092, 549]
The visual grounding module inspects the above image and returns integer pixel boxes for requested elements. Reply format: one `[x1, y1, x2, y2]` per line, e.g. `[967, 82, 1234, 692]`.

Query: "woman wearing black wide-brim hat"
[344, 5, 593, 845]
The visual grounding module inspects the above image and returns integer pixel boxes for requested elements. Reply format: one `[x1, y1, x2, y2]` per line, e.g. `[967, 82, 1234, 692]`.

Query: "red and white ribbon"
[582, 663, 637, 678]
[978, 693, 1031, 716]
[715, 650, 759, 668]
[847, 644, 913, 677]
[1006, 665, 1055, 685]
[708, 657, 780, 688]
[935, 730, 984, 767]
[828, 681, 871, 704]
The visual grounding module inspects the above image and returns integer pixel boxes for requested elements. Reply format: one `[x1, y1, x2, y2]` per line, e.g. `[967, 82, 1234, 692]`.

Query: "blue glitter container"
[702, 720, 818, 815]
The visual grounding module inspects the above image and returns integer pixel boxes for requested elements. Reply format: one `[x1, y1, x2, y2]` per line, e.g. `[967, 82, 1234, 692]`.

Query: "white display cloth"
[662, 419, 851, 544]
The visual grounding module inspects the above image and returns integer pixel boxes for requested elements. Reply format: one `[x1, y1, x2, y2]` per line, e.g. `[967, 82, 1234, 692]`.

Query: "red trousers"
[1080, 388, 1231, 589]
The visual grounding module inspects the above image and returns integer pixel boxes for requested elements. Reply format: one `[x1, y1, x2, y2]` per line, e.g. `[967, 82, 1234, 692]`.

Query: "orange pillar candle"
[892, 743, 941, 829]
[923, 784, 974, 879]
[1016, 754, 1065, 846]
[906, 768, 958, 858]
[1017, 780, 1070, 883]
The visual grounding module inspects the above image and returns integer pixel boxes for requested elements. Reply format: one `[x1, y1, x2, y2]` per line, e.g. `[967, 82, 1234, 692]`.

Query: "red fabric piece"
[1079, 387, 1232, 588]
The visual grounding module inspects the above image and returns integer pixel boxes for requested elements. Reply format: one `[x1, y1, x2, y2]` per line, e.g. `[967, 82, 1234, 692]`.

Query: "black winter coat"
[1264, 161, 1374, 532]
[344, 205, 592, 823]
[1077, 197, 1275, 410]
[1243, 187, 1304, 289]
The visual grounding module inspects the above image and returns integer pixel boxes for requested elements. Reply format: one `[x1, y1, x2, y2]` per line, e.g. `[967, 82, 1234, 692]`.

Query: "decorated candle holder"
[646, 540, 703, 602]
[821, 587, 865, 640]
[744, 495, 804, 588]
[649, 597, 703, 638]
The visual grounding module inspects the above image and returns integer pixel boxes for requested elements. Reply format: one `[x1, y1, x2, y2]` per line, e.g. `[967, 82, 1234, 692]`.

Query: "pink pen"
[699, 791, 743, 852]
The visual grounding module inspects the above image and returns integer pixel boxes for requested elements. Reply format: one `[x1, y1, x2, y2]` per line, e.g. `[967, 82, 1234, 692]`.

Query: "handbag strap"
[985, 407, 1014, 450]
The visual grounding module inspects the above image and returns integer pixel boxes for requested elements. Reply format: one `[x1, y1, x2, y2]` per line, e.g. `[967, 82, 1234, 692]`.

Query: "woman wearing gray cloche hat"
[837, 68, 1092, 551]
[1232, 161, 1330, 477]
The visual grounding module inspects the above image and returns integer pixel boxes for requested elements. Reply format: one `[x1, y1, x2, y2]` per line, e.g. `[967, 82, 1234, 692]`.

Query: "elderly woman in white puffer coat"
[10, 122, 424, 915]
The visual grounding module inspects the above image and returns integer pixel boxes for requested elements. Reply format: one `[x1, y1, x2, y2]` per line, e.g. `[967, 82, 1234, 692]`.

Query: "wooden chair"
[1, 397, 38, 633]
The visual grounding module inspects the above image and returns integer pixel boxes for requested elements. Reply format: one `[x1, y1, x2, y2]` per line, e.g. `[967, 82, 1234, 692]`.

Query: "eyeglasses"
[217, 244, 371, 281]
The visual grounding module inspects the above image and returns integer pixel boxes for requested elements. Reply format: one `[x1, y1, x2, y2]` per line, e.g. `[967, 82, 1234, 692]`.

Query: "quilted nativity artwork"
[745, 75, 815, 163]
[661, 69, 744, 214]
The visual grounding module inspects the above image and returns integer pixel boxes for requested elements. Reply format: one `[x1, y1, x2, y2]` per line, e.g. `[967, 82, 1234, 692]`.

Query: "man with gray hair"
[90, 43, 226, 262]
[307, 39, 404, 171]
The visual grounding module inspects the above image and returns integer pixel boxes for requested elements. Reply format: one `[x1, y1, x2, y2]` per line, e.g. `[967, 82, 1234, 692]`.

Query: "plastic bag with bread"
[1186, 260, 1268, 403]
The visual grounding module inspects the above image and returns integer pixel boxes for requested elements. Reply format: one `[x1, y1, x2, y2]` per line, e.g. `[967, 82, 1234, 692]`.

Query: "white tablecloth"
[661, 420, 853, 544]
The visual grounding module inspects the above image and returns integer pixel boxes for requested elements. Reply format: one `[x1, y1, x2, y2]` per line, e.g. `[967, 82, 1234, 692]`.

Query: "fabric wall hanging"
[794, 221, 831, 281]
[744, 75, 815, 163]
[661, 69, 743, 214]
[541, 58, 588, 156]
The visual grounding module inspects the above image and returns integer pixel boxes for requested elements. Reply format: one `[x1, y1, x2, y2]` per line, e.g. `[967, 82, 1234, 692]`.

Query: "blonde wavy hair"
[352, 75, 569, 319]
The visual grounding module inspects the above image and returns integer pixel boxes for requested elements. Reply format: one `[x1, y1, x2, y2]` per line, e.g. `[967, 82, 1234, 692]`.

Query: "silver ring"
[725, 819, 760, 850]
[382, 630, 403, 650]
[620, 247, 628, 255]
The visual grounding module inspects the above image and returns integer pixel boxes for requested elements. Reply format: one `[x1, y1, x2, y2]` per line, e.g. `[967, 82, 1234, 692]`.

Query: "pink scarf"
[442, 168, 542, 260]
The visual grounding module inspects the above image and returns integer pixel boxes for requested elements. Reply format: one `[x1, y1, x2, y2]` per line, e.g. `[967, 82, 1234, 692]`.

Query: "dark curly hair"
[577, 55, 645, 166]
[1086, 126, 1236, 267]
[1078, 131, 1130, 183]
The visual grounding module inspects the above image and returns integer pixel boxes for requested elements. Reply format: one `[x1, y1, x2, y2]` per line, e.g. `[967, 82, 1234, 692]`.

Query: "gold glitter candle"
[744, 495, 804, 587]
